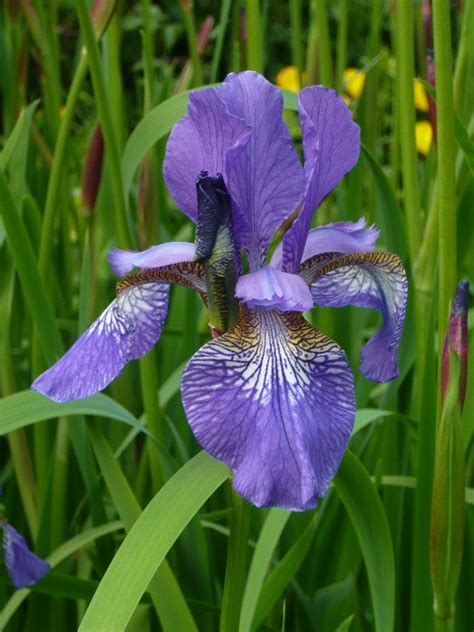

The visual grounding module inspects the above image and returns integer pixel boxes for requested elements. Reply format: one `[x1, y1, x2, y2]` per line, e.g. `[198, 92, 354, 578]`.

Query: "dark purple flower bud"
[81, 123, 104, 213]
[441, 281, 469, 409]
[426, 49, 437, 145]
[1, 523, 50, 590]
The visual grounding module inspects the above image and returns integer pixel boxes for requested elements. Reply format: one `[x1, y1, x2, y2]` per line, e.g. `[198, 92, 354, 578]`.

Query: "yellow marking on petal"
[343, 68, 365, 100]
[300, 251, 406, 285]
[275, 66, 301, 93]
[414, 79, 429, 112]
[116, 261, 206, 296]
[415, 120, 433, 157]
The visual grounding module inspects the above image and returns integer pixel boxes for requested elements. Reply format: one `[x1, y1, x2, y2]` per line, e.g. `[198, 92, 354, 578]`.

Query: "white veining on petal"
[182, 308, 355, 510]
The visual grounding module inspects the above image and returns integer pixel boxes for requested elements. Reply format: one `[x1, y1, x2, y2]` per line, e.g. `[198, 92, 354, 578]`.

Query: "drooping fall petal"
[301, 251, 407, 382]
[181, 307, 355, 511]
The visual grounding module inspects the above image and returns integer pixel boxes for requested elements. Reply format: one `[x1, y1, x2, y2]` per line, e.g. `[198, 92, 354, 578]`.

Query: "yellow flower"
[275, 66, 301, 93]
[414, 79, 429, 112]
[415, 121, 433, 156]
[343, 68, 366, 100]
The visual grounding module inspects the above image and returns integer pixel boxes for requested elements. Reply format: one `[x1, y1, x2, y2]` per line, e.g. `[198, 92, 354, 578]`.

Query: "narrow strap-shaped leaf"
[0, 171, 63, 363]
[79, 450, 228, 632]
[333, 451, 395, 632]
[239, 509, 290, 632]
[361, 145, 408, 259]
[0, 390, 150, 440]
[86, 422, 199, 632]
[252, 513, 320, 630]
[0, 521, 122, 629]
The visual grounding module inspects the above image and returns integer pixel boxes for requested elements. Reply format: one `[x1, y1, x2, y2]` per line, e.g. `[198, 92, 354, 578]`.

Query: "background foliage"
[0, 1, 473, 630]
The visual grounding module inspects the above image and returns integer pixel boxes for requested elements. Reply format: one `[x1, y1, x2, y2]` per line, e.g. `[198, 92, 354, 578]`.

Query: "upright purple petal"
[301, 252, 407, 383]
[163, 88, 251, 222]
[182, 307, 355, 511]
[108, 242, 196, 276]
[218, 72, 304, 269]
[283, 87, 360, 272]
[32, 282, 169, 402]
[272, 219, 379, 269]
[235, 266, 312, 312]
[1, 524, 50, 589]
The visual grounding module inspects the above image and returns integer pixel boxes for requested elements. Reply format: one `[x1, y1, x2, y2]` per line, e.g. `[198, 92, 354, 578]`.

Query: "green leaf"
[0, 170, 63, 363]
[361, 145, 408, 259]
[78, 451, 228, 631]
[85, 421, 197, 632]
[122, 92, 191, 198]
[0, 521, 123, 629]
[239, 509, 290, 632]
[252, 513, 320, 630]
[0, 100, 39, 171]
[333, 451, 395, 632]
[335, 614, 355, 632]
[0, 390, 153, 440]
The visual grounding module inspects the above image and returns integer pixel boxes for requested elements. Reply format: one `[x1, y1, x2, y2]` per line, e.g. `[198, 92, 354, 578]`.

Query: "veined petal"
[181, 308, 355, 511]
[219, 72, 304, 269]
[163, 88, 251, 222]
[301, 251, 408, 383]
[108, 242, 196, 277]
[1, 524, 50, 590]
[271, 218, 379, 269]
[235, 266, 312, 312]
[32, 282, 170, 402]
[283, 87, 360, 272]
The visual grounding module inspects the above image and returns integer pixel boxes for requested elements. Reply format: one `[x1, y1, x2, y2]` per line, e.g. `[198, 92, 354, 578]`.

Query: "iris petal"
[219, 72, 304, 269]
[301, 251, 407, 382]
[1, 524, 50, 590]
[271, 218, 379, 269]
[181, 307, 355, 511]
[32, 282, 170, 402]
[108, 242, 196, 277]
[163, 89, 251, 222]
[235, 266, 312, 312]
[283, 87, 360, 272]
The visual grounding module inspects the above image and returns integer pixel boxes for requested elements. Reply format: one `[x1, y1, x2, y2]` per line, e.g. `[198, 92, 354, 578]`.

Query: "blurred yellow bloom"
[415, 121, 433, 156]
[414, 80, 429, 112]
[275, 66, 301, 93]
[343, 68, 366, 100]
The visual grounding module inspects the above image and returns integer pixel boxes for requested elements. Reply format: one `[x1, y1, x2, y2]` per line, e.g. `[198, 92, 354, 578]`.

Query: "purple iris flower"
[1, 523, 50, 589]
[32, 72, 407, 511]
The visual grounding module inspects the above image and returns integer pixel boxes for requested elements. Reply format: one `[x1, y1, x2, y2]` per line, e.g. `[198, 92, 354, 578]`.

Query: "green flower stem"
[76, 0, 131, 250]
[180, 0, 204, 87]
[396, 3, 431, 624]
[7, 430, 39, 535]
[1, 268, 39, 536]
[219, 489, 250, 632]
[105, 14, 126, 151]
[211, 0, 232, 83]
[141, 0, 155, 114]
[37, 54, 89, 279]
[395, 0, 422, 266]
[335, 0, 348, 93]
[230, 0, 242, 73]
[139, 354, 164, 490]
[35, 0, 62, 140]
[306, 0, 318, 85]
[432, 0, 457, 345]
[314, 0, 331, 86]
[245, 0, 263, 73]
[289, 0, 304, 87]
[453, 0, 474, 123]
